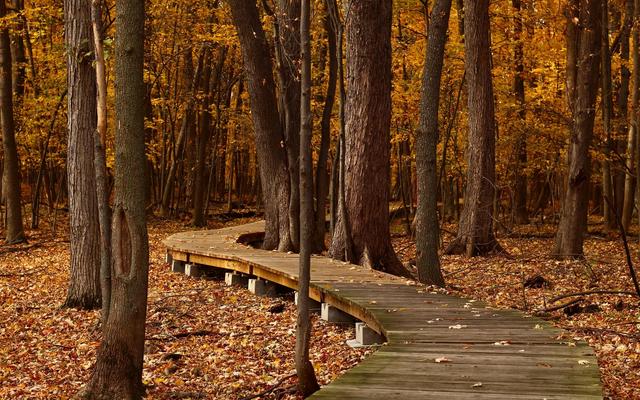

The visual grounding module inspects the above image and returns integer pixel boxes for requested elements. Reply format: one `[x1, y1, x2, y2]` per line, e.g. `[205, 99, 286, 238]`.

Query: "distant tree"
[79, 0, 149, 395]
[228, 0, 293, 251]
[553, 0, 601, 258]
[512, 0, 528, 225]
[329, 0, 410, 278]
[445, 0, 502, 256]
[63, 0, 101, 309]
[0, 0, 24, 245]
[415, 0, 451, 286]
[295, 0, 319, 395]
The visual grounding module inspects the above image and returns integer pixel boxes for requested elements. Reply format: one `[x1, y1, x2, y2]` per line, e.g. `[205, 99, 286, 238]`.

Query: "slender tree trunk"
[602, 0, 615, 229]
[617, 0, 633, 218]
[63, 0, 101, 309]
[161, 48, 203, 217]
[415, 0, 451, 286]
[313, 3, 337, 252]
[328, 0, 409, 278]
[296, 0, 319, 395]
[276, 0, 302, 251]
[79, 0, 148, 395]
[91, 0, 112, 321]
[445, 0, 502, 256]
[0, 0, 24, 244]
[11, 0, 26, 99]
[513, 0, 528, 225]
[554, 0, 601, 258]
[228, 0, 292, 251]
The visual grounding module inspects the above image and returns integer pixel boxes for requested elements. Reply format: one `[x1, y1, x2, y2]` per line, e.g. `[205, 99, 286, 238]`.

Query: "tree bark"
[602, 0, 615, 229]
[79, 0, 148, 396]
[0, 0, 24, 245]
[617, 0, 633, 220]
[512, 0, 528, 225]
[553, 0, 601, 258]
[415, 0, 451, 286]
[445, 0, 502, 256]
[63, 0, 101, 309]
[228, 0, 292, 251]
[91, 0, 112, 321]
[313, 2, 337, 252]
[328, 0, 409, 278]
[295, 0, 320, 395]
[275, 0, 301, 251]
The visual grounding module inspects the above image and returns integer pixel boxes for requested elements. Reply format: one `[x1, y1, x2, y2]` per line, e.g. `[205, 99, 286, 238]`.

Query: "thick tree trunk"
[276, 0, 302, 251]
[63, 0, 101, 309]
[512, 0, 528, 225]
[0, 0, 24, 245]
[328, 0, 409, 278]
[295, 0, 319, 395]
[553, 0, 601, 258]
[415, 0, 451, 286]
[229, 0, 292, 251]
[79, 0, 149, 396]
[445, 0, 502, 256]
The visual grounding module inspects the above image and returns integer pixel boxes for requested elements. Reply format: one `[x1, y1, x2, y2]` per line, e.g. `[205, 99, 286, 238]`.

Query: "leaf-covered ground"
[391, 219, 640, 400]
[0, 216, 372, 399]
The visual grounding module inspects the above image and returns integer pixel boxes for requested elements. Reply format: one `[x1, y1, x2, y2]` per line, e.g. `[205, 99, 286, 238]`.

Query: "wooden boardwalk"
[164, 222, 603, 399]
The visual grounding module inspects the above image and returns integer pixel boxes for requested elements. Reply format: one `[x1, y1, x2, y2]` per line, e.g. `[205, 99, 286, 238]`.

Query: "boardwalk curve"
[163, 221, 603, 399]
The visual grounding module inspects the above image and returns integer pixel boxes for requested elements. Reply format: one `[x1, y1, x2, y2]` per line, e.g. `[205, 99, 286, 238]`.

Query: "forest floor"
[390, 217, 640, 400]
[0, 212, 372, 399]
[1, 209, 639, 399]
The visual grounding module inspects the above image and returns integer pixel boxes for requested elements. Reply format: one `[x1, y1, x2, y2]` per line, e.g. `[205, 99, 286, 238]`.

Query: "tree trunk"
[228, 0, 292, 251]
[415, 0, 451, 286]
[0, 0, 24, 245]
[276, 0, 302, 251]
[11, 0, 26, 99]
[79, 0, 148, 395]
[296, 0, 320, 395]
[313, 2, 337, 252]
[328, 0, 409, 278]
[602, 0, 615, 229]
[617, 0, 634, 219]
[513, 0, 529, 225]
[63, 0, 101, 309]
[445, 0, 502, 256]
[91, 0, 112, 321]
[553, 0, 601, 258]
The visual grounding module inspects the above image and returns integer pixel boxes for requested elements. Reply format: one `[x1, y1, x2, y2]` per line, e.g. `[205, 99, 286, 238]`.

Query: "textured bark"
[445, 0, 502, 256]
[553, 0, 601, 258]
[11, 0, 26, 99]
[275, 0, 302, 251]
[617, 0, 633, 220]
[512, 0, 528, 225]
[313, 3, 337, 252]
[0, 0, 24, 245]
[602, 0, 615, 229]
[295, 0, 319, 395]
[79, 0, 148, 396]
[328, 0, 409, 278]
[228, 0, 292, 251]
[91, 0, 112, 321]
[415, 0, 451, 286]
[63, 0, 101, 309]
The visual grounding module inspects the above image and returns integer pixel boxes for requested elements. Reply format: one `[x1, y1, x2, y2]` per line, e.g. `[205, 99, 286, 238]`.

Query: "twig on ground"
[239, 372, 297, 400]
[536, 298, 583, 313]
[548, 290, 637, 304]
